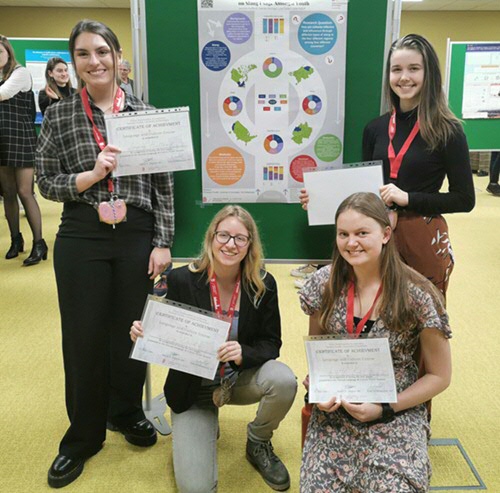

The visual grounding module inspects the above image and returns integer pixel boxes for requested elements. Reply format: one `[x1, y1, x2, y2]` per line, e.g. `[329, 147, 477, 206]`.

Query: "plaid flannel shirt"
[36, 92, 174, 248]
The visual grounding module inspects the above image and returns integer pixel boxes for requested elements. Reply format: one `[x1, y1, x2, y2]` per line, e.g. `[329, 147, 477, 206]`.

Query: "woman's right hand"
[45, 85, 59, 100]
[130, 321, 144, 342]
[317, 396, 342, 413]
[91, 145, 121, 182]
[299, 188, 310, 210]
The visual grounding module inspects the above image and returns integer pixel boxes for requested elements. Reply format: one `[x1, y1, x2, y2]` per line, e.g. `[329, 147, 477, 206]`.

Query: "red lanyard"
[346, 282, 382, 337]
[387, 109, 420, 179]
[209, 273, 241, 377]
[81, 86, 124, 192]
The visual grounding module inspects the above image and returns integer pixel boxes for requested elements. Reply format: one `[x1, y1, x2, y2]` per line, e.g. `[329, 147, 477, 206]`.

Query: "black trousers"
[53, 203, 154, 458]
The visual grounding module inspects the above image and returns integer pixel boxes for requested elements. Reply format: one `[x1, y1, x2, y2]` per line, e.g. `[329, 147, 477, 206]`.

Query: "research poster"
[198, 0, 348, 203]
[462, 43, 500, 119]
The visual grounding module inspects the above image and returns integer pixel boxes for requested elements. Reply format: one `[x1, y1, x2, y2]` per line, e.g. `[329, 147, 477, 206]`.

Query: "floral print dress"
[299, 266, 451, 493]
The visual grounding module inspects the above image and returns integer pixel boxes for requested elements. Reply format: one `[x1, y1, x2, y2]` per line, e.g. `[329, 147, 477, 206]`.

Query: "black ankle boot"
[23, 239, 48, 266]
[5, 233, 24, 259]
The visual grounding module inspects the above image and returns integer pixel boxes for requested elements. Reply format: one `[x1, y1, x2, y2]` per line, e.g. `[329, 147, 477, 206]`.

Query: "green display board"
[145, 0, 389, 261]
[447, 42, 500, 151]
[9, 38, 69, 66]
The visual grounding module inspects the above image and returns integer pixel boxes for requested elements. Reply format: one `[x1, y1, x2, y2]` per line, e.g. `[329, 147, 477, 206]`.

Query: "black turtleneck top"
[38, 84, 76, 116]
[362, 107, 475, 216]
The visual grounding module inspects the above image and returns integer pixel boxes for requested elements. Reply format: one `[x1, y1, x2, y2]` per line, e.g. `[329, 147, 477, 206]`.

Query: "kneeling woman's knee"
[261, 360, 297, 399]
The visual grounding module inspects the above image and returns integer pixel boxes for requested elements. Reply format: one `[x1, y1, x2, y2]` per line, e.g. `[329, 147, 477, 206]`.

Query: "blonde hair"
[319, 193, 443, 332]
[189, 205, 266, 306]
[385, 34, 461, 151]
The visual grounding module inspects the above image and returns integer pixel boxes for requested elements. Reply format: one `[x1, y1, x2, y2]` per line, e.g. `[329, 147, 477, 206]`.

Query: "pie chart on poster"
[264, 134, 284, 154]
[263, 57, 283, 78]
[302, 95, 322, 115]
[223, 96, 243, 116]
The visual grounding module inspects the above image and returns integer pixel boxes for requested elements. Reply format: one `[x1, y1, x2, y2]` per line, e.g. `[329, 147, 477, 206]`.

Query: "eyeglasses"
[214, 231, 250, 248]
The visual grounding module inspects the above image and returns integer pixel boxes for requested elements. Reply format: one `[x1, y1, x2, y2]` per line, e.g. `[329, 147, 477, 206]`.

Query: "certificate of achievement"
[304, 335, 397, 403]
[105, 107, 196, 177]
[303, 162, 383, 226]
[131, 296, 230, 380]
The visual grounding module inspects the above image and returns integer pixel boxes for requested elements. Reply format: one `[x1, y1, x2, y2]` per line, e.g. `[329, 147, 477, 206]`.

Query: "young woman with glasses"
[131, 205, 297, 493]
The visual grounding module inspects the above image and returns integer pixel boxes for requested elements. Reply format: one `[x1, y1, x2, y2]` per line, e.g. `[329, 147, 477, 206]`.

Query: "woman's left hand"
[380, 184, 409, 208]
[341, 401, 383, 423]
[217, 341, 243, 366]
[148, 247, 171, 280]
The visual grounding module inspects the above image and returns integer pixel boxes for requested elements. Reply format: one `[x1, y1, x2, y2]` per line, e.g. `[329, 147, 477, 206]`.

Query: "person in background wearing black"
[486, 151, 500, 196]
[0, 34, 46, 265]
[38, 57, 76, 116]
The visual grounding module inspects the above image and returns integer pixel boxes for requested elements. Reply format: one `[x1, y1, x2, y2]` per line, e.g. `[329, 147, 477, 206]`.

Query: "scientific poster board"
[198, 0, 348, 204]
[145, 0, 389, 260]
[446, 41, 500, 151]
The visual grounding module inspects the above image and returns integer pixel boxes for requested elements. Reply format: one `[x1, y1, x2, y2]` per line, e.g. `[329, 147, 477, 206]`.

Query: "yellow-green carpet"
[0, 174, 498, 492]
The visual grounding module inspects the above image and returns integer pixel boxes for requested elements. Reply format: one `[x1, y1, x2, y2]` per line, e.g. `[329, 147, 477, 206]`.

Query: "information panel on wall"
[462, 43, 500, 119]
[198, 0, 348, 203]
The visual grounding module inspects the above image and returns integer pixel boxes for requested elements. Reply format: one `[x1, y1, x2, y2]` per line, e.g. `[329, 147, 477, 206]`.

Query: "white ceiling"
[0, 0, 499, 9]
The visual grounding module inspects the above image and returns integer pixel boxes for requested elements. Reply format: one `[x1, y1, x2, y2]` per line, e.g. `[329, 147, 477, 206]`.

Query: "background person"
[38, 57, 76, 115]
[486, 151, 500, 196]
[119, 59, 134, 96]
[131, 205, 297, 493]
[36, 20, 174, 489]
[299, 192, 451, 492]
[0, 34, 46, 265]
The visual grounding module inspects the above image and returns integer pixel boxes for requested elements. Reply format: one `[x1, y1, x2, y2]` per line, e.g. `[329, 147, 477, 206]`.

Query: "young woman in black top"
[38, 57, 76, 115]
[362, 34, 474, 296]
[301, 34, 474, 296]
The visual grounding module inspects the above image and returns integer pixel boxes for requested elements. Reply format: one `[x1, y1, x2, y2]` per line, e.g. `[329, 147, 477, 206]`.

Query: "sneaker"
[246, 439, 290, 491]
[486, 183, 500, 196]
[477, 170, 488, 177]
[290, 264, 317, 278]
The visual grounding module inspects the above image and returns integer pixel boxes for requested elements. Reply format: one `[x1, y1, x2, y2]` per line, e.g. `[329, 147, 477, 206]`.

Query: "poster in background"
[24, 49, 76, 124]
[198, 0, 348, 203]
[462, 43, 500, 119]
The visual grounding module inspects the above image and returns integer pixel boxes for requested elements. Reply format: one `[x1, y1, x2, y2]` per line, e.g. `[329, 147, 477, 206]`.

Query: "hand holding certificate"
[131, 296, 230, 380]
[105, 106, 195, 177]
[304, 335, 397, 404]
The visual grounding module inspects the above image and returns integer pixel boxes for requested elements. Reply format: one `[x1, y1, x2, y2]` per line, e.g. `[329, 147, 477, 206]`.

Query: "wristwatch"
[381, 403, 395, 423]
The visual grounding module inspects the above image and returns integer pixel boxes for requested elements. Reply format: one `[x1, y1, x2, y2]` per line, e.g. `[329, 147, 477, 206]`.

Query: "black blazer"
[163, 265, 282, 414]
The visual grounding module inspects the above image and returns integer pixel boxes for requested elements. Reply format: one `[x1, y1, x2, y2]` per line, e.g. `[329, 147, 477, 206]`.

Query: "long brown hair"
[44, 57, 73, 100]
[69, 19, 121, 91]
[0, 35, 18, 81]
[319, 192, 443, 332]
[190, 205, 267, 306]
[385, 33, 461, 151]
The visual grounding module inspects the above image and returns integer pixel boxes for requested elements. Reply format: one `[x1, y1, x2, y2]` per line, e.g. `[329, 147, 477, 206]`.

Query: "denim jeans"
[171, 360, 297, 493]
